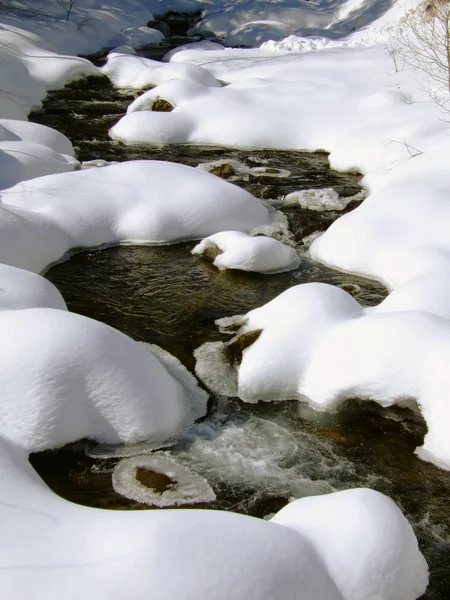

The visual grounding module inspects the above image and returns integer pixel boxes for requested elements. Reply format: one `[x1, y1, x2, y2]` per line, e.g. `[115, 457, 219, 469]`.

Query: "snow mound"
[112, 454, 216, 506]
[163, 40, 226, 62]
[0, 140, 79, 190]
[110, 110, 194, 144]
[226, 20, 296, 47]
[192, 231, 300, 273]
[195, 282, 450, 469]
[272, 488, 429, 600]
[0, 264, 66, 311]
[1, 160, 274, 272]
[0, 203, 71, 274]
[0, 119, 75, 157]
[0, 308, 208, 452]
[101, 51, 221, 89]
[109, 26, 164, 49]
[126, 79, 212, 113]
[0, 432, 428, 600]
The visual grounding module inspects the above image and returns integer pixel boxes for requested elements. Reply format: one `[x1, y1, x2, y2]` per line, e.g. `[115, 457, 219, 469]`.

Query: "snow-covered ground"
[1, 0, 450, 596]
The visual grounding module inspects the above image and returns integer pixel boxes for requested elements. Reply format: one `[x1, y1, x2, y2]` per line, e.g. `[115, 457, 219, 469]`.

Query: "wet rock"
[209, 163, 236, 179]
[223, 329, 263, 365]
[135, 466, 174, 493]
[200, 243, 224, 262]
[152, 98, 174, 112]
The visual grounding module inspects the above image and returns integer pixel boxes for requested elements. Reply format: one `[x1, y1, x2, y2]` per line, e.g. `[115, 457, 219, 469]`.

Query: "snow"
[0, 264, 67, 312]
[0, 119, 79, 189]
[109, 26, 164, 48]
[102, 51, 222, 89]
[0, 160, 275, 272]
[0, 308, 207, 452]
[192, 231, 300, 273]
[271, 488, 428, 600]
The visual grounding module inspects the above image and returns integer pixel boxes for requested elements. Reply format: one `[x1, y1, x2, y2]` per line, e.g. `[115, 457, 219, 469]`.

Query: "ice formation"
[112, 454, 216, 506]
[192, 231, 300, 273]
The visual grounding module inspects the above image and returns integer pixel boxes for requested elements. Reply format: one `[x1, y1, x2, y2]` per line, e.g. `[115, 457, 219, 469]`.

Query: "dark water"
[28, 26, 450, 600]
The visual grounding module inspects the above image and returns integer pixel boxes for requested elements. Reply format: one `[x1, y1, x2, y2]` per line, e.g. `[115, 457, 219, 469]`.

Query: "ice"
[278, 188, 363, 211]
[112, 454, 216, 506]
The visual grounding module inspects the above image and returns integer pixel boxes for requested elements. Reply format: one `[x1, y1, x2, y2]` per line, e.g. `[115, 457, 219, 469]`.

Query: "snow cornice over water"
[1, 0, 449, 597]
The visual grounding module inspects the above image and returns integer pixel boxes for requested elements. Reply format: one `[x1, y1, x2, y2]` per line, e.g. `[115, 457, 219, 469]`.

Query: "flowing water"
[28, 22, 450, 599]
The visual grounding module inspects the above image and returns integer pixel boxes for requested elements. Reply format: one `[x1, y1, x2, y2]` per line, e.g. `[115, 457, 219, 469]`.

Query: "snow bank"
[192, 231, 300, 273]
[195, 282, 450, 469]
[272, 488, 428, 600]
[0, 160, 274, 272]
[0, 308, 207, 452]
[0, 429, 428, 600]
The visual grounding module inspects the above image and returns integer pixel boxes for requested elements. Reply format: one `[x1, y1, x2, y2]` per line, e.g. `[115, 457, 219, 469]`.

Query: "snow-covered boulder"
[0, 120, 75, 157]
[192, 231, 300, 273]
[126, 79, 212, 113]
[0, 264, 66, 311]
[0, 204, 70, 274]
[109, 26, 164, 49]
[102, 51, 221, 89]
[272, 488, 428, 600]
[0, 119, 78, 188]
[195, 282, 450, 469]
[0, 308, 207, 452]
[0, 160, 275, 272]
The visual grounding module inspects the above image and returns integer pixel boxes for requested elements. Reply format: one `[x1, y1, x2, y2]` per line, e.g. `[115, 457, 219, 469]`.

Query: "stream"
[28, 16, 450, 599]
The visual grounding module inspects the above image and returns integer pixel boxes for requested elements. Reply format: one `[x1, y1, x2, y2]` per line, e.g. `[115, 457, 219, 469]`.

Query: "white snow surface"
[0, 160, 274, 272]
[0, 308, 208, 452]
[192, 231, 300, 273]
[0, 263, 67, 312]
[0, 430, 428, 600]
[102, 51, 222, 89]
[0, 119, 79, 189]
[271, 488, 428, 600]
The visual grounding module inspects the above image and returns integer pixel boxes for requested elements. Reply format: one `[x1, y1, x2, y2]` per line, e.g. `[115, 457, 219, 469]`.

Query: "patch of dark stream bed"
[28, 39, 450, 599]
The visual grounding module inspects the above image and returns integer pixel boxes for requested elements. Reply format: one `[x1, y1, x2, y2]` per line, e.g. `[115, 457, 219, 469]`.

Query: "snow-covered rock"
[195, 282, 450, 470]
[0, 308, 207, 452]
[272, 488, 428, 600]
[109, 26, 164, 49]
[0, 160, 275, 272]
[102, 51, 221, 89]
[0, 264, 66, 311]
[192, 231, 300, 273]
